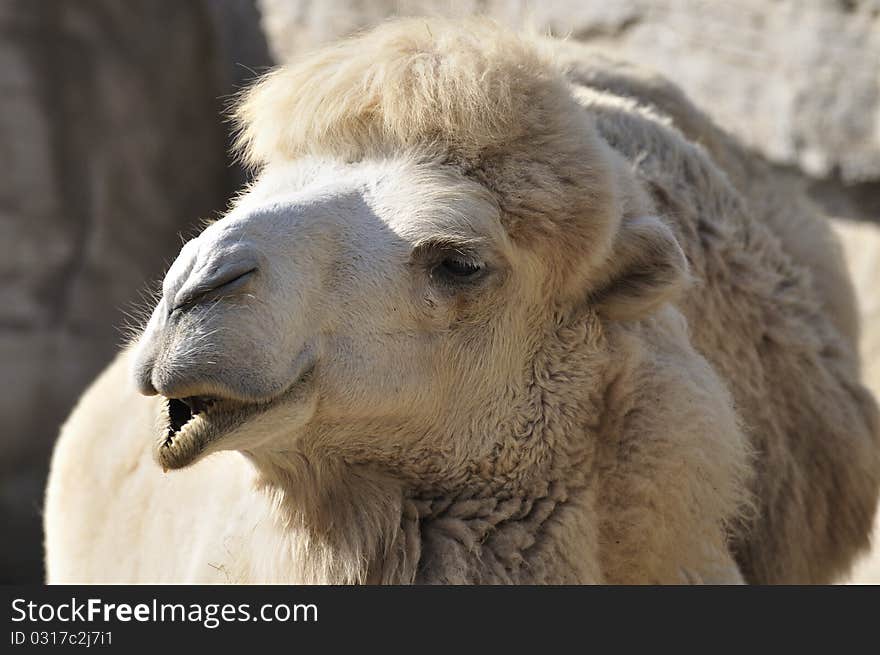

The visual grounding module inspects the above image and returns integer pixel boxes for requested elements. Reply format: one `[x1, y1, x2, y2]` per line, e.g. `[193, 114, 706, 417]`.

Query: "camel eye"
[414, 241, 489, 288]
[431, 256, 486, 286]
[438, 257, 483, 278]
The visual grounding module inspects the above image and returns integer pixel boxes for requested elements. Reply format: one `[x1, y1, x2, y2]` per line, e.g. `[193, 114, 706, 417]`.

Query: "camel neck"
[246, 450, 600, 584]
[406, 478, 600, 583]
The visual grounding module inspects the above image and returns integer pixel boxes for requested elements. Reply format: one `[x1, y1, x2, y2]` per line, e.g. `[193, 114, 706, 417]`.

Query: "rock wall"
[0, 0, 270, 582]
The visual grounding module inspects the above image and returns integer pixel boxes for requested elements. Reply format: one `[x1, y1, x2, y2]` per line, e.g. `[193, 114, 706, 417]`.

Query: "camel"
[44, 19, 880, 584]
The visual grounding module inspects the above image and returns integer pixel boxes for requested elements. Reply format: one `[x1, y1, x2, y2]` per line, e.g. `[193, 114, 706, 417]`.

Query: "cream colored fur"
[833, 218, 880, 584]
[45, 19, 879, 584]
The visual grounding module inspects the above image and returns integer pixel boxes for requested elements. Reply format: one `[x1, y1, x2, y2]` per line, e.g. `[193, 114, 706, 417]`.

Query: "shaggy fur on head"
[233, 19, 556, 163]
[45, 19, 880, 585]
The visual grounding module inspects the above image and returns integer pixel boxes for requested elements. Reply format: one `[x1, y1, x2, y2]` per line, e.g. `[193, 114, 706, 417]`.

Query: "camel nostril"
[171, 265, 258, 313]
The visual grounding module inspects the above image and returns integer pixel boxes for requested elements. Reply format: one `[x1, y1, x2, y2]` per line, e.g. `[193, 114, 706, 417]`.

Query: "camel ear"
[592, 215, 689, 320]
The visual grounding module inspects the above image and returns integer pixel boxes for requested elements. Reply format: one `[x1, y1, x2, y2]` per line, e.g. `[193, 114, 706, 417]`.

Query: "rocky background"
[1, 0, 878, 582]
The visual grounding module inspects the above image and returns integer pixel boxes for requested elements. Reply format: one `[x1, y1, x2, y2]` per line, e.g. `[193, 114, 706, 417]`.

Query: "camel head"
[131, 20, 687, 489]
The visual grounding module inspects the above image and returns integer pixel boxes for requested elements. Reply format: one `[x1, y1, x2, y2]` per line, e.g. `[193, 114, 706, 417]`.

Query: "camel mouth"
[154, 364, 316, 471]
[156, 395, 258, 471]
[166, 396, 220, 436]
